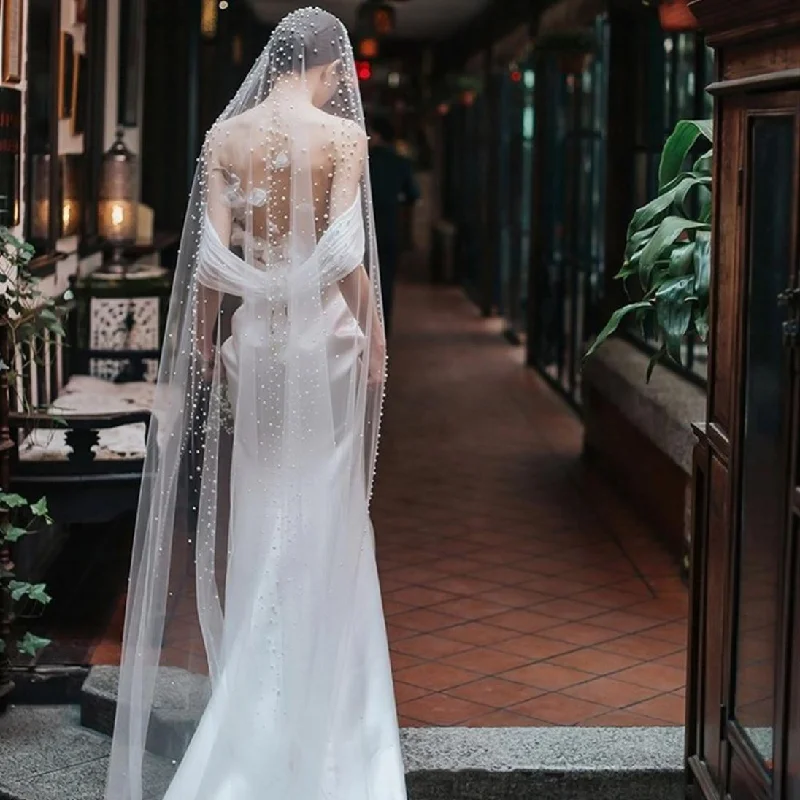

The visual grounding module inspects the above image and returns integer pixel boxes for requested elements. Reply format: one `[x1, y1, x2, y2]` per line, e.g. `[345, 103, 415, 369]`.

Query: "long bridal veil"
[105, 8, 398, 799]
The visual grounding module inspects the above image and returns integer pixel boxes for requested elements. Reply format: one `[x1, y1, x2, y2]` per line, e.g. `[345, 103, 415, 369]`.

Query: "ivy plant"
[0, 227, 63, 660]
[0, 492, 53, 657]
[0, 228, 67, 408]
[584, 119, 713, 380]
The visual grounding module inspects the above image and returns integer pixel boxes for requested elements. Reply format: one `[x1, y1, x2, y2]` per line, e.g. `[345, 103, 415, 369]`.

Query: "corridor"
[84, 279, 689, 729]
[373, 282, 688, 727]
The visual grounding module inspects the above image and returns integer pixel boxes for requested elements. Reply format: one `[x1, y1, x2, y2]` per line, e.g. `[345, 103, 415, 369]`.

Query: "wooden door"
[723, 92, 800, 800]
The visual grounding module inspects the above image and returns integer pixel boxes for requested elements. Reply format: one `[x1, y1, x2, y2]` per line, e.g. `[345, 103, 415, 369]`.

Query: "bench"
[9, 296, 160, 525]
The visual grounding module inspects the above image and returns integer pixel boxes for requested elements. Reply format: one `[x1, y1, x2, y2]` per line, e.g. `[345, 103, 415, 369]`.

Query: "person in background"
[368, 116, 420, 334]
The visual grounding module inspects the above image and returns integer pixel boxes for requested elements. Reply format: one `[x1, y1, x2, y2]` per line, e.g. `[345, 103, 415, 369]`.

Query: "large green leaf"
[694, 232, 711, 295]
[693, 150, 712, 175]
[646, 345, 667, 382]
[638, 217, 710, 281]
[658, 119, 713, 190]
[669, 242, 695, 277]
[655, 276, 695, 332]
[628, 175, 704, 235]
[695, 306, 709, 340]
[583, 301, 653, 360]
[674, 175, 712, 218]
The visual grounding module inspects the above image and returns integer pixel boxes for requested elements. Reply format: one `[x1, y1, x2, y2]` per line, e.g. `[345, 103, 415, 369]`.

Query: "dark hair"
[269, 8, 345, 76]
[370, 116, 396, 144]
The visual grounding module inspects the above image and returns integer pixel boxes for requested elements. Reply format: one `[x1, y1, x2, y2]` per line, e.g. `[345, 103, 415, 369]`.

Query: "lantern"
[30, 154, 81, 242]
[98, 129, 138, 272]
[658, 0, 699, 31]
[358, 37, 380, 59]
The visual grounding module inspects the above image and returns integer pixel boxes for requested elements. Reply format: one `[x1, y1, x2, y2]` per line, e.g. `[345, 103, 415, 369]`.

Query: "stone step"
[0, 705, 173, 800]
[0, 700, 684, 800]
[81, 665, 209, 763]
[2, 665, 690, 800]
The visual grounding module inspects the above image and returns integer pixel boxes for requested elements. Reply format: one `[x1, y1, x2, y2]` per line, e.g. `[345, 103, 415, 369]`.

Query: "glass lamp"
[32, 154, 83, 241]
[98, 129, 138, 273]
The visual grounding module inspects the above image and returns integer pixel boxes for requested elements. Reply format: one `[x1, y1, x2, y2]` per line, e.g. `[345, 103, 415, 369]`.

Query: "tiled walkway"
[84, 281, 688, 728]
[372, 283, 687, 727]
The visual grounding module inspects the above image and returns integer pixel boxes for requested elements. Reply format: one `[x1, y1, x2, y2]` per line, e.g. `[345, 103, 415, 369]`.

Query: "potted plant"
[0, 228, 60, 708]
[584, 118, 712, 379]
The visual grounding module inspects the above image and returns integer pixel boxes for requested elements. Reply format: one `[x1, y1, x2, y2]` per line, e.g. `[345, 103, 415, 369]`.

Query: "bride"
[104, 8, 405, 799]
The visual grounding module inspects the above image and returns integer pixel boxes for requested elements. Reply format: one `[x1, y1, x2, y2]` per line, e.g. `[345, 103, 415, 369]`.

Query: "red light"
[356, 61, 372, 81]
[511, 70, 522, 82]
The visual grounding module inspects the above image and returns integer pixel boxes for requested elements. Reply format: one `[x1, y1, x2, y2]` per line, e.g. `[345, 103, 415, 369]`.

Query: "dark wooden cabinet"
[687, 3, 800, 800]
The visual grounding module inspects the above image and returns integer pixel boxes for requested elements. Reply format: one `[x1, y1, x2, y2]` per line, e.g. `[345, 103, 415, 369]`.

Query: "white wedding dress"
[104, 9, 406, 800]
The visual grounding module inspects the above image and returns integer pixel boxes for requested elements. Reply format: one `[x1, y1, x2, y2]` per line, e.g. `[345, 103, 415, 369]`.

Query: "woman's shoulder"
[313, 112, 366, 145]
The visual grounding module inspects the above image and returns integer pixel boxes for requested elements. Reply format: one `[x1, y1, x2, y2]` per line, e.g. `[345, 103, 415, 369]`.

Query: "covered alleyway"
[369, 281, 688, 727]
[82, 276, 688, 729]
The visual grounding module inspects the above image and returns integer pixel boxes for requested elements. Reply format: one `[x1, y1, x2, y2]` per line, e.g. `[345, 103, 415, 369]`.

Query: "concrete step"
[0, 666, 686, 799]
[0, 705, 173, 800]
[81, 665, 209, 763]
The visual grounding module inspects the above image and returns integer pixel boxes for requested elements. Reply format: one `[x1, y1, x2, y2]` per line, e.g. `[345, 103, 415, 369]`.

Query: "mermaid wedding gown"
[104, 9, 406, 800]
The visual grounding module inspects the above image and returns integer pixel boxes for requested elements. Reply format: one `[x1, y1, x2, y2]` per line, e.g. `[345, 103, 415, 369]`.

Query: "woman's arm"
[329, 126, 385, 384]
[196, 134, 231, 377]
[330, 127, 384, 329]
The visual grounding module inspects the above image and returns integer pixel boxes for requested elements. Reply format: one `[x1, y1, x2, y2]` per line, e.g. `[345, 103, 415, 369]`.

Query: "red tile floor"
[369, 283, 688, 727]
[88, 281, 688, 727]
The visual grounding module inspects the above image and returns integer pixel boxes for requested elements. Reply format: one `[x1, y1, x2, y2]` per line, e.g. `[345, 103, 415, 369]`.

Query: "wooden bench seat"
[17, 376, 153, 464]
[8, 299, 161, 525]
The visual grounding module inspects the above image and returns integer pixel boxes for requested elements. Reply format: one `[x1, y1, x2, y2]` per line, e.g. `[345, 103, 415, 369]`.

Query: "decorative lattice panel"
[89, 297, 161, 382]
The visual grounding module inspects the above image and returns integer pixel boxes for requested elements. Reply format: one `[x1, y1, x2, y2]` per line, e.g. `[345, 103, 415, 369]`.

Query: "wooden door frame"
[723, 90, 800, 800]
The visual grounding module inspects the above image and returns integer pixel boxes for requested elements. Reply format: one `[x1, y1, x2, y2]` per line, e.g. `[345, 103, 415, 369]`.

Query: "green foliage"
[1, 491, 53, 657]
[584, 119, 713, 379]
[0, 227, 68, 412]
[0, 227, 58, 661]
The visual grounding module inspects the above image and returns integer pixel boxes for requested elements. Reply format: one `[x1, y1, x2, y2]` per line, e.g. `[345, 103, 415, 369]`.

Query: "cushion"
[18, 376, 155, 462]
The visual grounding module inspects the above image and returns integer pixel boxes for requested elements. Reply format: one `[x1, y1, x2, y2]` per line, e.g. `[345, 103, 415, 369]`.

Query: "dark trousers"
[378, 242, 397, 335]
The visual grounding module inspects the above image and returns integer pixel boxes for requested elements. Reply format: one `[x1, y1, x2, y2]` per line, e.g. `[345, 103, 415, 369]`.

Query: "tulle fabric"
[104, 8, 404, 799]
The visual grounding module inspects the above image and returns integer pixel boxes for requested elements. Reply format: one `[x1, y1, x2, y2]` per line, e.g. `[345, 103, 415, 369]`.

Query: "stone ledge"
[582, 339, 706, 474]
[0, 705, 174, 800]
[403, 727, 684, 799]
[401, 726, 683, 772]
[1, 701, 684, 800]
[81, 665, 209, 762]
